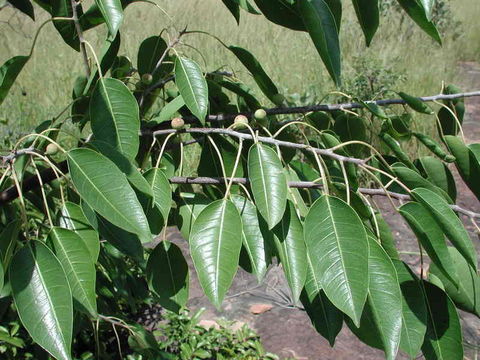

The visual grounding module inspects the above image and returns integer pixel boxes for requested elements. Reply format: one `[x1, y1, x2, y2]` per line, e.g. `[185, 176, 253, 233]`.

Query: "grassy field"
[0, 0, 479, 137]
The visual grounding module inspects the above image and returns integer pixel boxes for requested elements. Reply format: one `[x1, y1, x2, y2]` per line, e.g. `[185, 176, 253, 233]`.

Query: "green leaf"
[9, 0, 35, 19]
[94, 0, 123, 35]
[0, 56, 29, 106]
[421, 282, 463, 360]
[88, 140, 153, 198]
[347, 238, 402, 359]
[57, 202, 100, 262]
[399, 202, 458, 285]
[304, 195, 369, 326]
[392, 163, 451, 202]
[297, 0, 341, 85]
[146, 241, 189, 313]
[444, 135, 480, 200]
[398, 91, 434, 114]
[301, 289, 343, 347]
[396, 0, 441, 44]
[143, 168, 172, 222]
[392, 260, 427, 358]
[96, 215, 144, 260]
[248, 143, 287, 229]
[67, 148, 151, 243]
[272, 201, 307, 303]
[90, 78, 140, 160]
[429, 247, 480, 317]
[0, 260, 4, 293]
[228, 46, 280, 104]
[0, 219, 20, 269]
[373, 213, 399, 260]
[189, 199, 242, 308]
[333, 114, 367, 156]
[437, 85, 465, 136]
[10, 241, 73, 360]
[137, 35, 167, 76]
[416, 156, 457, 202]
[231, 195, 270, 283]
[360, 100, 388, 119]
[175, 57, 209, 123]
[351, 0, 379, 46]
[253, 0, 306, 31]
[52, 0, 81, 50]
[411, 188, 477, 269]
[221, 0, 240, 23]
[48, 228, 97, 318]
[176, 192, 210, 240]
[154, 95, 185, 124]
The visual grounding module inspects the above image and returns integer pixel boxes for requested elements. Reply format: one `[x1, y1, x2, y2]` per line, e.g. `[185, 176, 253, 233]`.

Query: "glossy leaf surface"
[304, 195, 369, 326]
[11, 241, 73, 360]
[189, 200, 242, 308]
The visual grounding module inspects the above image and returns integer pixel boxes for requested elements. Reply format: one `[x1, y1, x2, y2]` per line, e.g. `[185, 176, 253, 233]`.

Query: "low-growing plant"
[0, 1, 479, 360]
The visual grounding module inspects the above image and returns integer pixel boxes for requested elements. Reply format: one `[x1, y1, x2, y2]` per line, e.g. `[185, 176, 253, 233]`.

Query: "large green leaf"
[94, 0, 123, 35]
[10, 241, 73, 360]
[399, 202, 458, 285]
[304, 195, 369, 326]
[90, 78, 140, 160]
[248, 143, 288, 229]
[437, 85, 465, 137]
[222, 0, 240, 23]
[392, 260, 427, 359]
[352, 238, 402, 360]
[96, 215, 144, 260]
[351, 0, 379, 46]
[175, 57, 209, 123]
[0, 260, 4, 293]
[444, 135, 480, 200]
[429, 247, 480, 317]
[0, 219, 20, 268]
[416, 156, 457, 202]
[48, 228, 97, 318]
[57, 202, 100, 262]
[301, 253, 343, 346]
[411, 188, 477, 269]
[396, 0, 441, 44]
[189, 199, 242, 308]
[253, 0, 306, 31]
[153, 95, 185, 124]
[137, 35, 168, 76]
[373, 213, 399, 260]
[143, 168, 172, 222]
[52, 0, 80, 50]
[228, 46, 279, 104]
[9, 0, 35, 19]
[88, 140, 152, 198]
[67, 148, 151, 243]
[272, 201, 307, 303]
[421, 282, 463, 360]
[146, 241, 189, 313]
[0, 56, 29, 106]
[297, 0, 341, 85]
[231, 195, 270, 283]
[176, 192, 211, 240]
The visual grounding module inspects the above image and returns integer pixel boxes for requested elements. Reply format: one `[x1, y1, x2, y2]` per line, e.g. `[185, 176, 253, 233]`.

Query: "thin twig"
[70, 0, 90, 77]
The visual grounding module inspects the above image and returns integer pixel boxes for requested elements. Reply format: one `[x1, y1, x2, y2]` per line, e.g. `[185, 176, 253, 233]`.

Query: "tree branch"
[169, 176, 480, 219]
[154, 90, 480, 126]
[150, 128, 367, 165]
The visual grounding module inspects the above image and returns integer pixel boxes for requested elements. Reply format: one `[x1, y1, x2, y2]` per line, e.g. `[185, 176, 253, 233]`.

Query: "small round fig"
[234, 115, 249, 128]
[45, 143, 59, 155]
[272, 93, 285, 106]
[254, 109, 267, 120]
[171, 117, 185, 130]
[141, 73, 153, 85]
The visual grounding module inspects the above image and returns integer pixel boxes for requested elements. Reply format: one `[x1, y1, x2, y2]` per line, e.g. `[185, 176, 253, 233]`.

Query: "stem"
[70, 0, 90, 77]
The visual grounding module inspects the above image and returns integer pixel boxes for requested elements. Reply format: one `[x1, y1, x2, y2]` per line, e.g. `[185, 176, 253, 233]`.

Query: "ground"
[163, 63, 480, 359]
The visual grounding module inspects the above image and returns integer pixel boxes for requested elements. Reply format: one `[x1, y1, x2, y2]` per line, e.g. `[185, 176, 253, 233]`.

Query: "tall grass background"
[0, 0, 479, 137]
